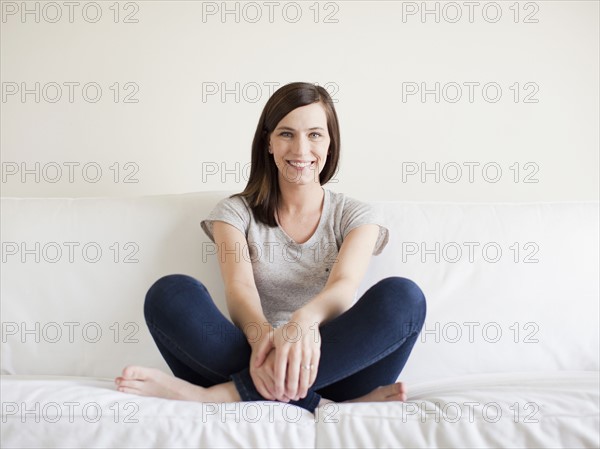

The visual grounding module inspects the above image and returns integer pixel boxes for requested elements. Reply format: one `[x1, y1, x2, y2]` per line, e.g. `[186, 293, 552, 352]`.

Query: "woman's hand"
[270, 315, 321, 401]
[249, 343, 279, 400]
[249, 324, 280, 401]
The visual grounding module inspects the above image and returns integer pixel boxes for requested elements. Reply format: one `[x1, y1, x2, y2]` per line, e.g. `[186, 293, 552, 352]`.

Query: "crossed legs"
[115, 275, 426, 413]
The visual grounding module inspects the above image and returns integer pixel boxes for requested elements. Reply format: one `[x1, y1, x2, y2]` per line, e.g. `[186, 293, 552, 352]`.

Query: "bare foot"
[114, 365, 241, 403]
[342, 382, 407, 404]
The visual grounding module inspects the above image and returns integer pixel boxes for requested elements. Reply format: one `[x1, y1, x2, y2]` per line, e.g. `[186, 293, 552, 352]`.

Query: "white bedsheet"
[0, 374, 316, 448]
[2, 371, 598, 448]
[316, 371, 600, 449]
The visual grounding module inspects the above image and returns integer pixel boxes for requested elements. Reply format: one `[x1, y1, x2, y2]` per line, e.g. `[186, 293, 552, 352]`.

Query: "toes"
[382, 383, 406, 401]
[117, 379, 144, 390]
[122, 365, 147, 380]
[382, 383, 399, 397]
[117, 386, 141, 395]
[390, 382, 406, 397]
[397, 382, 407, 401]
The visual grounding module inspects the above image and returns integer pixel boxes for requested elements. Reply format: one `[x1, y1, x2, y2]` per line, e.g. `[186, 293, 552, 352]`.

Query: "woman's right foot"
[114, 365, 241, 403]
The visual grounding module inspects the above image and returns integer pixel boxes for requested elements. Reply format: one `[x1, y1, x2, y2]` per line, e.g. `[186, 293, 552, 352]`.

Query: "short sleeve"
[200, 195, 250, 242]
[341, 196, 390, 255]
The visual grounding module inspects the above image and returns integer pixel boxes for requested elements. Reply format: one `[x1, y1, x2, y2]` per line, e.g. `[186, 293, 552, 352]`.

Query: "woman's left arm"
[271, 224, 381, 401]
[296, 223, 381, 324]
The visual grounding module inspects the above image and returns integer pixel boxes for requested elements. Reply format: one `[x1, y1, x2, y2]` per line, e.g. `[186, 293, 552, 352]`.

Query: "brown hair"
[232, 82, 340, 227]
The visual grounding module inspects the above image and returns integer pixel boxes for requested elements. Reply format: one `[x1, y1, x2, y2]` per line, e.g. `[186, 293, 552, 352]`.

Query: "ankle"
[318, 397, 335, 407]
[206, 381, 242, 403]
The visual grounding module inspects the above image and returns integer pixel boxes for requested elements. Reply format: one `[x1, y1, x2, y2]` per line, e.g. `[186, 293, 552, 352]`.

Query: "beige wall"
[1, 1, 598, 201]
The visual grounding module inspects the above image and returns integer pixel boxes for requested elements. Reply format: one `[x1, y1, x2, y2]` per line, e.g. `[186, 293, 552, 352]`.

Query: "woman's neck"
[277, 182, 324, 216]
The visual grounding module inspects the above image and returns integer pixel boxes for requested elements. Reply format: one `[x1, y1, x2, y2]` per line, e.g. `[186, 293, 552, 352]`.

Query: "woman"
[115, 82, 427, 414]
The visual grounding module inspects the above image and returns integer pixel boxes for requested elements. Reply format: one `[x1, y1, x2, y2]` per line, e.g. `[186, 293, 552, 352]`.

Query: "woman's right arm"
[212, 221, 273, 345]
[213, 221, 286, 400]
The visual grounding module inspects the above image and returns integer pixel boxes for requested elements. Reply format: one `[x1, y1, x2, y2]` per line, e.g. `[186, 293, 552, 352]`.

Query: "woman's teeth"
[287, 161, 314, 168]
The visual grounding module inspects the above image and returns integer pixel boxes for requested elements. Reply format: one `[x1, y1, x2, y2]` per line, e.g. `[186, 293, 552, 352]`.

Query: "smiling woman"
[115, 82, 427, 414]
[238, 82, 340, 227]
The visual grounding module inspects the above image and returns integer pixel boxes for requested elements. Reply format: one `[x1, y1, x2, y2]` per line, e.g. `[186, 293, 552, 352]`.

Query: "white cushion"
[362, 201, 599, 384]
[2, 194, 598, 384]
[1, 193, 230, 377]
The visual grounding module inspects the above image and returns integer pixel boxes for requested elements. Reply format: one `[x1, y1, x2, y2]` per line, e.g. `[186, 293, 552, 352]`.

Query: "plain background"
[1, 1, 598, 201]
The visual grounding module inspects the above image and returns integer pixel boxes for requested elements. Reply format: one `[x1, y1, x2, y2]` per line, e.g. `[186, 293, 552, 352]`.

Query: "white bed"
[2, 371, 597, 448]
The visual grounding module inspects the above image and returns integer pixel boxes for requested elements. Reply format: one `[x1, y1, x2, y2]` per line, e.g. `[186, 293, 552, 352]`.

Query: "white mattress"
[316, 371, 600, 449]
[2, 371, 598, 448]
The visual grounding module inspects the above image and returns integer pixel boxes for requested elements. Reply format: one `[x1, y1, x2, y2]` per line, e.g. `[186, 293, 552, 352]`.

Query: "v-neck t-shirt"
[200, 188, 389, 328]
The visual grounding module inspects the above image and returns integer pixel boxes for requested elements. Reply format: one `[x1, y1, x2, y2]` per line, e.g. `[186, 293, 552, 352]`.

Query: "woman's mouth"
[286, 160, 316, 169]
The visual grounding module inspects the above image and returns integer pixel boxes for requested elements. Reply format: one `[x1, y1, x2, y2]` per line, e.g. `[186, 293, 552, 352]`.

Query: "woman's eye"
[280, 132, 292, 137]
[309, 132, 322, 138]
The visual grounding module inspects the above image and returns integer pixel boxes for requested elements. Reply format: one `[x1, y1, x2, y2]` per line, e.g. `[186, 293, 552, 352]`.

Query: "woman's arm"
[213, 221, 282, 400]
[292, 223, 381, 325]
[212, 221, 273, 342]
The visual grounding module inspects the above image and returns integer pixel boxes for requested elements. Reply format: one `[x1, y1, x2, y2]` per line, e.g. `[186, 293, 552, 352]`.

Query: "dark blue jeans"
[144, 275, 426, 413]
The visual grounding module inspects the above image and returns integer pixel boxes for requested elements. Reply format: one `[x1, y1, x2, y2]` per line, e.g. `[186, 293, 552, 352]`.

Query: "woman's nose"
[293, 136, 311, 155]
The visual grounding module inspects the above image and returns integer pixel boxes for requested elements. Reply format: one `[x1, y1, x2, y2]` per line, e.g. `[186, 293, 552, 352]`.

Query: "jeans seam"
[305, 392, 321, 413]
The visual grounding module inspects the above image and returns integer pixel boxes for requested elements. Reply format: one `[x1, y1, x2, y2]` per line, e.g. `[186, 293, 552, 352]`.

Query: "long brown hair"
[232, 82, 341, 227]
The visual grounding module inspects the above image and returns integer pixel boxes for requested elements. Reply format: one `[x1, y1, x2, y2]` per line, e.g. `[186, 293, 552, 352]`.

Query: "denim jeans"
[144, 274, 426, 413]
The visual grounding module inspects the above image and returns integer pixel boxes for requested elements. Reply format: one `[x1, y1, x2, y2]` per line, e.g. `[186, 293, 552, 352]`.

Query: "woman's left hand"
[272, 314, 321, 401]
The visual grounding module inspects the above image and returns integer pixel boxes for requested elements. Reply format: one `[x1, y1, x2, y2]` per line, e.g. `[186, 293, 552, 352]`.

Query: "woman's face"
[269, 102, 331, 187]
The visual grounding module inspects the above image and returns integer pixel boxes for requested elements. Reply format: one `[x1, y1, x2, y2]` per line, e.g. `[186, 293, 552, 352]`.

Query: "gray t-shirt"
[200, 188, 389, 328]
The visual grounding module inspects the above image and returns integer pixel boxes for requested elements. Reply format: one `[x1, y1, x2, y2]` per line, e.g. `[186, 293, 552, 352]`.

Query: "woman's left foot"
[343, 382, 407, 403]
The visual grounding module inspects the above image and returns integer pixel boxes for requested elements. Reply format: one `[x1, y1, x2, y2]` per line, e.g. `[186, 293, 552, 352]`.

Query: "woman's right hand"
[249, 327, 292, 402]
[249, 345, 279, 401]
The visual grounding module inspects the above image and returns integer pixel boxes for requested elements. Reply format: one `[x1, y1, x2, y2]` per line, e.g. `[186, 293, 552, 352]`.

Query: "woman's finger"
[285, 349, 302, 400]
[254, 337, 273, 368]
[297, 357, 312, 399]
[255, 377, 276, 400]
[298, 341, 319, 398]
[273, 346, 289, 398]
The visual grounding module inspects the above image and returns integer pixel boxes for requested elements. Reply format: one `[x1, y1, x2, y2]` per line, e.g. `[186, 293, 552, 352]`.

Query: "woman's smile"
[286, 160, 316, 169]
